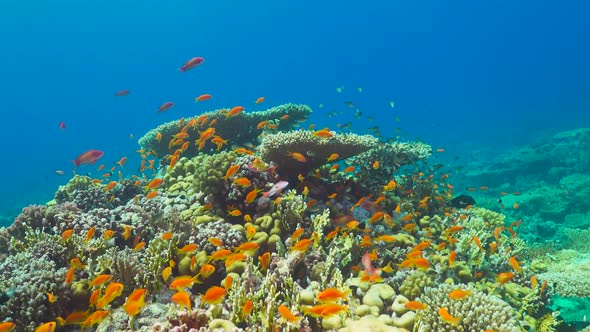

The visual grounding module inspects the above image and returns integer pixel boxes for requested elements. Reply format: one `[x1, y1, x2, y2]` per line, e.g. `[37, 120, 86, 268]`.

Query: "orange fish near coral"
[171, 290, 192, 311]
[439, 307, 460, 326]
[404, 301, 427, 310]
[225, 106, 245, 118]
[0, 322, 16, 332]
[278, 305, 301, 324]
[34, 322, 56, 332]
[90, 274, 112, 288]
[448, 289, 472, 300]
[288, 151, 307, 163]
[496, 272, 515, 285]
[122, 288, 147, 317]
[202, 286, 226, 305]
[255, 97, 265, 104]
[316, 288, 350, 303]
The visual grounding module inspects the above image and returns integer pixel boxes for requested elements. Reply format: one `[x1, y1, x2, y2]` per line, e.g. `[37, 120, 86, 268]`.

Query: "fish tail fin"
[179, 67, 186, 72]
[72, 159, 79, 167]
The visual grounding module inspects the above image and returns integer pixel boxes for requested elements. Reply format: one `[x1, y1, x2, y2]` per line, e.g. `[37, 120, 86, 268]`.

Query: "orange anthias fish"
[496, 272, 516, 285]
[123, 288, 147, 317]
[90, 274, 112, 288]
[171, 290, 192, 311]
[316, 288, 350, 303]
[169, 275, 198, 290]
[85, 226, 96, 242]
[508, 256, 522, 273]
[195, 94, 212, 102]
[95, 282, 124, 309]
[0, 322, 16, 332]
[255, 97, 265, 104]
[404, 301, 427, 310]
[233, 177, 251, 187]
[34, 322, 56, 332]
[288, 151, 307, 163]
[259, 252, 271, 270]
[224, 164, 240, 180]
[225, 106, 245, 118]
[61, 229, 74, 241]
[313, 129, 333, 138]
[178, 243, 199, 253]
[79, 310, 110, 329]
[234, 241, 260, 252]
[448, 289, 472, 300]
[278, 304, 301, 324]
[439, 307, 460, 326]
[202, 286, 227, 305]
[290, 238, 312, 253]
[242, 299, 254, 316]
[147, 178, 164, 190]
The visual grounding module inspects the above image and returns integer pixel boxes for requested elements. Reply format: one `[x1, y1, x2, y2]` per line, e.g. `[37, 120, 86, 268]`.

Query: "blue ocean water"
[0, 0, 589, 223]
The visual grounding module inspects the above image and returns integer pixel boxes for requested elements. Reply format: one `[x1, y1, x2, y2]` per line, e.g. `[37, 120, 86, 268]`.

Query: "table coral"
[138, 103, 312, 159]
[258, 129, 379, 179]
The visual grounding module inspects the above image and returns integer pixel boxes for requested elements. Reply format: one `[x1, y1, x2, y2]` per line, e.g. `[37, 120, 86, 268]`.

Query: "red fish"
[73, 149, 104, 167]
[180, 57, 205, 72]
[115, 89, 130, 96]
[59, 121, 66, 130]
[158, 102, 174, 113]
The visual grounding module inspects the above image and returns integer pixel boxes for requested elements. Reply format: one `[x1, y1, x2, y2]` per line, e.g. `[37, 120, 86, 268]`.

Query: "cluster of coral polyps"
[0, 103, 556, 331]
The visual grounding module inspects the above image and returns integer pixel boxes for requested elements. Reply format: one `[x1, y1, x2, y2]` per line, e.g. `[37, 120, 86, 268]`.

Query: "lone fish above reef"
[73, 149, 104, 167]
[179, 56, 205, 72]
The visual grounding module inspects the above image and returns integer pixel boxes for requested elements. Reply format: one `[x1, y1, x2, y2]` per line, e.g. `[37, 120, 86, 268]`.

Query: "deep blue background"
[1, 0, 589, 222]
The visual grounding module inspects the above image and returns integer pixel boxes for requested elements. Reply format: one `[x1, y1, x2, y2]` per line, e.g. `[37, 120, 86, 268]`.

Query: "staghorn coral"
[258, 129, 379, 179]
[414, 283, 520, 332]
[138, 103, 312, 158]
[0, 252, 72, 331]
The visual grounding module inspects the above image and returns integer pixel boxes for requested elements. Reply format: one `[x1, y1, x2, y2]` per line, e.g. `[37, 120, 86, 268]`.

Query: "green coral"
[399, 270, 434, 299]
[272, 190, 308, 233]
[191, 151, 238, 197]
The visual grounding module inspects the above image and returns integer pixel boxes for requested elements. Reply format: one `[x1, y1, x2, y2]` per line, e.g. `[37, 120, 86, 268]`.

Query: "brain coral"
[414, 283, 520, 332]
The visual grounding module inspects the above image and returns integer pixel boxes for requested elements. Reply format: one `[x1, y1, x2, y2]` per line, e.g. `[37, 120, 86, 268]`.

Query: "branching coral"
[414, 283, 520, 332]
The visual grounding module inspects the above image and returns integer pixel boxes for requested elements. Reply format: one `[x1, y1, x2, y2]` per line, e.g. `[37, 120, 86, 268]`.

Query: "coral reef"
[0, 103, 559, 331]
